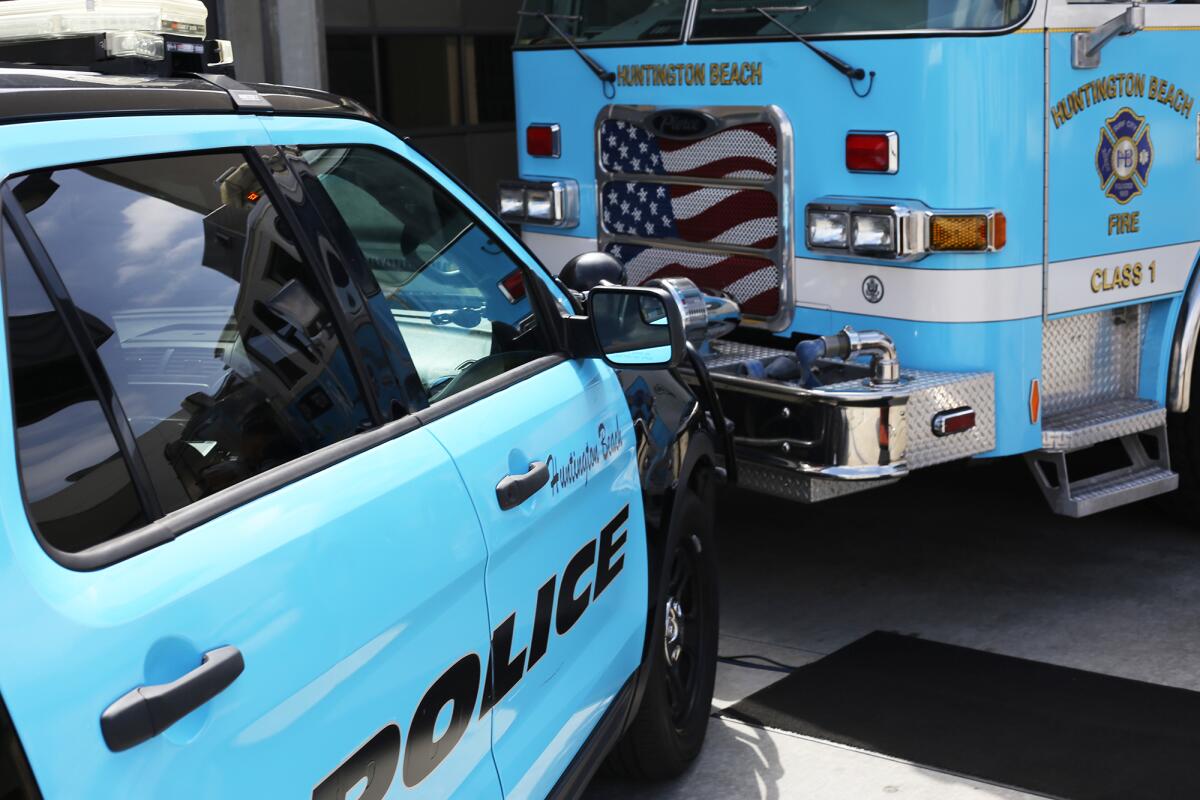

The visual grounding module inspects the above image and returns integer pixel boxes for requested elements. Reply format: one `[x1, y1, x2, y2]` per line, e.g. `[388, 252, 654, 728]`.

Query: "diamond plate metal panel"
[1042, 305, 1147, 416]
[1042, 398, 1165, 451]
[738, 462, 898, 504]
[905, 373, 997, 469]
[701, 340, 791, 371]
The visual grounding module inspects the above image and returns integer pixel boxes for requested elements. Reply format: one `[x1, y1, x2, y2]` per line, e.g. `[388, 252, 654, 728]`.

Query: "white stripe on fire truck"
[793, 257, 1043, 323]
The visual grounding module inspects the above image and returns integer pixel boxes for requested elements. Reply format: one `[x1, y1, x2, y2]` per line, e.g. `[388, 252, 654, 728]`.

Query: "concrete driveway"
[587, 456, 1200, 799]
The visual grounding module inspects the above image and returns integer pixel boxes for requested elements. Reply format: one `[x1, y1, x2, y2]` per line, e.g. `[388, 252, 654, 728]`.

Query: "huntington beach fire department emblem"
[1096, 107, 1153, 205]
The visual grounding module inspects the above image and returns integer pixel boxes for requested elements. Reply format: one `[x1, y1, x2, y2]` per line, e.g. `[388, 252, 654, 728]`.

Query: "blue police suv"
[0, 9, 723, 799]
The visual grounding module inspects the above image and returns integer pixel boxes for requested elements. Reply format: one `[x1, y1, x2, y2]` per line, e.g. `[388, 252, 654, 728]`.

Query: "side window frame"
[0, 147, 421, 571]
[285, 142, 573, 425]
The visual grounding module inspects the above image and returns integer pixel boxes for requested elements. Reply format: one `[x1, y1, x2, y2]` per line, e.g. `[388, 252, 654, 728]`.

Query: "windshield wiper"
[713, 5, 875, 97]
[518, 11, 617, 96]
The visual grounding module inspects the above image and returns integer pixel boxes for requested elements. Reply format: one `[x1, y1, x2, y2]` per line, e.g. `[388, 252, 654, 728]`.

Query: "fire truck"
[502, 0, 1200, 518]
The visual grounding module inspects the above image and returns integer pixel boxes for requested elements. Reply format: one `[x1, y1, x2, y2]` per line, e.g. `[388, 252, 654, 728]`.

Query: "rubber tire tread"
[604, 489, 719, 781]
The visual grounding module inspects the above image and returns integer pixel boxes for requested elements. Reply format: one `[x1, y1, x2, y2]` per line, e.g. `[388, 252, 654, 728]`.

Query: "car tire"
[605, 487, 719, 780]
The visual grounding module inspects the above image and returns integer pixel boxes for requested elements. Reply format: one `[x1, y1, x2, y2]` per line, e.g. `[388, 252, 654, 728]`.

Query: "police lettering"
[315, 505, 631, 798]
[1091, 260, 1156, 293]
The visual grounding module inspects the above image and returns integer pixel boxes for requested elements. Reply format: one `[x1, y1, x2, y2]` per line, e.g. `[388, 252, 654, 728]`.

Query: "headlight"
[805, 198, 1005, 261]
[851, 213, 896, 255]
[497, 180, 579, 229]
[524, 187, 556, 222]
[499, 185, 526, 219]
[807, 210, 849, 249]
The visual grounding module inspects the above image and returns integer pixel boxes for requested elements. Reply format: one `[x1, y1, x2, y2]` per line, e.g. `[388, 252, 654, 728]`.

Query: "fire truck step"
[1026, 423, 1178, 518]
[1040, 398, 1165, 452]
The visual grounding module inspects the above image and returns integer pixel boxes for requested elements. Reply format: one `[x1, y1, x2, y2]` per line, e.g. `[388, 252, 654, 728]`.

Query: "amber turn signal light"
[929, 212, 1005, 253]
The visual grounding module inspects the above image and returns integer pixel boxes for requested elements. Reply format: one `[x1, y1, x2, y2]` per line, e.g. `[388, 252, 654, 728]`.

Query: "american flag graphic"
[602, 180, 778, 249]
[599, 119, 778, 180]
[599, 117, 783, 318]
[605, 243, 781, 318]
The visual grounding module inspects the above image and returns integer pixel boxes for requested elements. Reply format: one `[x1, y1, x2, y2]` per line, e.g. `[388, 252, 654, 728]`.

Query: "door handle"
[101, 646, 244, 752]
[496, 461, 550, 510]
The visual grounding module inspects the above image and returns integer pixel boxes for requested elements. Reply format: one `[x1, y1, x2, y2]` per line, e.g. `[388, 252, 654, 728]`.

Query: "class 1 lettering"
[1091, 260, 1156, 293]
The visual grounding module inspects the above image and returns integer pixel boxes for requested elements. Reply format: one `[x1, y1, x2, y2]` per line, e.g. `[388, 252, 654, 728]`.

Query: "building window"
[327, 33, 515, 132]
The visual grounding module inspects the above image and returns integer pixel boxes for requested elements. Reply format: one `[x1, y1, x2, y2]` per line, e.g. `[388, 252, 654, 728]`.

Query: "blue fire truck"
[503, 0, 1200, 518]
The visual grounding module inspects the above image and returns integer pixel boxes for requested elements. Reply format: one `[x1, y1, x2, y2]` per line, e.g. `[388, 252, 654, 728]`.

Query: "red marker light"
[527, 124, 561, 158]
[932, 407, 977, 437]
[846, 132, 897, 174]
[499, 270, 526, 303]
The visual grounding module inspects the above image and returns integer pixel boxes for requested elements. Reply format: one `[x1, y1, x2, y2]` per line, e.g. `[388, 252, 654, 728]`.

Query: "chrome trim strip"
[606, 233, 777, 260]
[1170, 273, 1200, 413]
[594, 103, 795, 332]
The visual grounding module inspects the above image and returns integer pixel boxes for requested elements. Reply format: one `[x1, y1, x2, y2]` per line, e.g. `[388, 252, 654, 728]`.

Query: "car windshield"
[693, 0, 1032, 40]
[516, 0, 690, 46]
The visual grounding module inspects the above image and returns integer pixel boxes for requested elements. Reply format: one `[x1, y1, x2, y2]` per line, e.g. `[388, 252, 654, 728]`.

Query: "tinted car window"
[8, 152, 372, 518]
[2, 223, 147, 553]
[301, 147, 553, 402]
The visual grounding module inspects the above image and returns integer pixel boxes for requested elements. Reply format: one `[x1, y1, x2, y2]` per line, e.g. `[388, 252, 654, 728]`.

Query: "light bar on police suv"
[498, 179, 579, 229]
[0, 0, 209, 40]
[806, 197, 1005, 261]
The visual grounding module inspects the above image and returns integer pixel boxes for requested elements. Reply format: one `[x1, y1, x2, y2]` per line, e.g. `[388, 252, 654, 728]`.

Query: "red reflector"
[932, 407, 976, 437]
[846, 132, 895, 173]
[526, 124, 560, 158]
[499, 270, 526, 303]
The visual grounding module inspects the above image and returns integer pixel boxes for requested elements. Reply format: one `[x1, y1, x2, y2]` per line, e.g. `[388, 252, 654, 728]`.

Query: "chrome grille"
[596, 105, 793, 331]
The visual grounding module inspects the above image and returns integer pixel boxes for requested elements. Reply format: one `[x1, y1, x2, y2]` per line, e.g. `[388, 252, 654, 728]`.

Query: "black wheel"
[605, 487, 719, 780]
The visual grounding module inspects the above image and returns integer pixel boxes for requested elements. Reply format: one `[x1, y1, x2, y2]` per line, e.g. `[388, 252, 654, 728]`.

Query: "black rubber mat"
[721, 632, 1200, 800]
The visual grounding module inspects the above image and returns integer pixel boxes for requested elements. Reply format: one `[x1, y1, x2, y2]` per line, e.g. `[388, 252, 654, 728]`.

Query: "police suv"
[0, 2, 726, 798]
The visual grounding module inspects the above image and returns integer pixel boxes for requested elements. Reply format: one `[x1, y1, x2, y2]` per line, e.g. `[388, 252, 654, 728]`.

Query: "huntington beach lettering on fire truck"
[1052, 72, 1195, 129]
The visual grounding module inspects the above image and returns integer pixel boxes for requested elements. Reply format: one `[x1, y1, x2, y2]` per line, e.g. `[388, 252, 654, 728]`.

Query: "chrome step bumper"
[695, 341, 996, 503]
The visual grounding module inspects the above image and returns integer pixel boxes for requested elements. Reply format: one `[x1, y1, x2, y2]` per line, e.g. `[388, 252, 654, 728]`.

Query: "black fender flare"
[621, 422, 718, 735]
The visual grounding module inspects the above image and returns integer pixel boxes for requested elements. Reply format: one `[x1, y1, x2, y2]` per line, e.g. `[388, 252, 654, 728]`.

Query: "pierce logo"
[1097, 107, 1153, 204]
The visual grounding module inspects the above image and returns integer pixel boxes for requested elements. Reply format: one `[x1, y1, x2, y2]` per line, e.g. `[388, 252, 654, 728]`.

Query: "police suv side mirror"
[586, 285, 687, 370]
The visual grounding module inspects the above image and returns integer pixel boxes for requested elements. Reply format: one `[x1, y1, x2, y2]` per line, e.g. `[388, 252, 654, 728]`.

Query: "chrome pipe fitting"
[825, 327, 900, 386]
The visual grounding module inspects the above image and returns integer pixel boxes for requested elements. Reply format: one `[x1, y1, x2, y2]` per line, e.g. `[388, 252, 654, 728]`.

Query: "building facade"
[207, 0, 521, 205]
